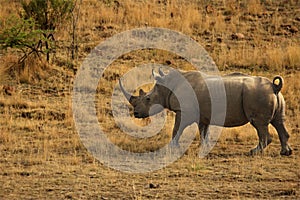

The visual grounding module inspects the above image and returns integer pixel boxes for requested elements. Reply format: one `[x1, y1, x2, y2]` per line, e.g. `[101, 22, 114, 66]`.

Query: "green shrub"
[20, 0, 75, 61]
[0, 0, 75, 80]
[0, 16, 45, 62]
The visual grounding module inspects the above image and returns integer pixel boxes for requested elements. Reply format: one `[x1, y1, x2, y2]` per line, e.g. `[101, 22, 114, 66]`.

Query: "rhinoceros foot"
[280, 145, 292, 156]
[249, 147, 263, 156]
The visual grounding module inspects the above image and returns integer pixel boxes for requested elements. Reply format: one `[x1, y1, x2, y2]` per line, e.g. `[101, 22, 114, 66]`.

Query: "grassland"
[0, 0, 300, 199]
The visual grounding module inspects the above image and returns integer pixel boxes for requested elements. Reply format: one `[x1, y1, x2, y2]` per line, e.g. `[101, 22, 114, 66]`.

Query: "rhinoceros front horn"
[119, 79, 132, 102]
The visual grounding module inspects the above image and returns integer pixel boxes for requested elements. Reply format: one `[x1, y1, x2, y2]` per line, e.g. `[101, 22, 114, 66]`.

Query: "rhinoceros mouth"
[134, 112, 149, 118]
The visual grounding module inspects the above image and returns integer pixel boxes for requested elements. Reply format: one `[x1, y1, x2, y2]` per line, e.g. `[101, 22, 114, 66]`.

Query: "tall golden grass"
[69, 0, 300, 71]
[1, 0, 299, 76]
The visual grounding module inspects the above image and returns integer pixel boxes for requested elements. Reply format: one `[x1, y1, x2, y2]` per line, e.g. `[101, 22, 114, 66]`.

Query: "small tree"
[20, 0, 74, 61]
[70, 0, 82, 60]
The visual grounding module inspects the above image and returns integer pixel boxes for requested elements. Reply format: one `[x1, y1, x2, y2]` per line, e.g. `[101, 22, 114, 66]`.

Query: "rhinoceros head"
[119, 68, 167, 118]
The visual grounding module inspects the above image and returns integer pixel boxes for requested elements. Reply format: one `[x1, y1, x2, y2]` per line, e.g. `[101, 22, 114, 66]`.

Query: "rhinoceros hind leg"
[250, 123, 272, 155]
[280, 146, 292, 156]
[271, 121, 292, 156]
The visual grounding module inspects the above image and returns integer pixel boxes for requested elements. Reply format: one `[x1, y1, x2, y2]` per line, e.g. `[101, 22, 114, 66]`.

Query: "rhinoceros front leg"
[198, 123, 214, 153]
[250, 123, 272, 155]
[199, 123, 209, 145]
[171, 112, 188, 147]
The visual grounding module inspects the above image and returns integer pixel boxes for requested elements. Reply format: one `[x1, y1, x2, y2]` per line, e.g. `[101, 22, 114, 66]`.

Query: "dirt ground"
[0, 67, 299, 200]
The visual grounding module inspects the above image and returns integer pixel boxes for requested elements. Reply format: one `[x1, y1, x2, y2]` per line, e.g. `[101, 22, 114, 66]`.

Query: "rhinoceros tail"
[273, 75, 283, 94]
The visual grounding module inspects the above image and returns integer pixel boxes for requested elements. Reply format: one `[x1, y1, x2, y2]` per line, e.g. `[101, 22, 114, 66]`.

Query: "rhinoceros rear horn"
[273, 75, 284, 94]
[119, 79, 132, 101]
[152, 69, 164, 82]
[158, 67, 165, 77]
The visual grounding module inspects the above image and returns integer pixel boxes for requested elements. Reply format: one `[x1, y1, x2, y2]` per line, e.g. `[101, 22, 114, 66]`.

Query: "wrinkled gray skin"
[119, 69, 292, 156]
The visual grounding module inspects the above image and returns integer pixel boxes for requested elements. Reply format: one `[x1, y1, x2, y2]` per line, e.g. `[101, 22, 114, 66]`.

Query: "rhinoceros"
[119, 68, 292, 156]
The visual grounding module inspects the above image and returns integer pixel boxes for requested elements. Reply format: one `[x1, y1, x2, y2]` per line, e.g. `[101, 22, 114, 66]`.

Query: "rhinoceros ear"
[139, 89, 146, 96]
[152, 69, 164, 83]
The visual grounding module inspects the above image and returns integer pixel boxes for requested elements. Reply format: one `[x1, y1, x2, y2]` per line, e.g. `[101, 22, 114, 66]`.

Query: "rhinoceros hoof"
[249, 148, 263, 156]
[280, 147, 292, 156]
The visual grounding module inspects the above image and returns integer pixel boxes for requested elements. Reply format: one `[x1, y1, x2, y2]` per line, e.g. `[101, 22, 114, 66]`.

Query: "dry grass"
[0, 0, 300, 199]
[61, 0, 300, 72]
